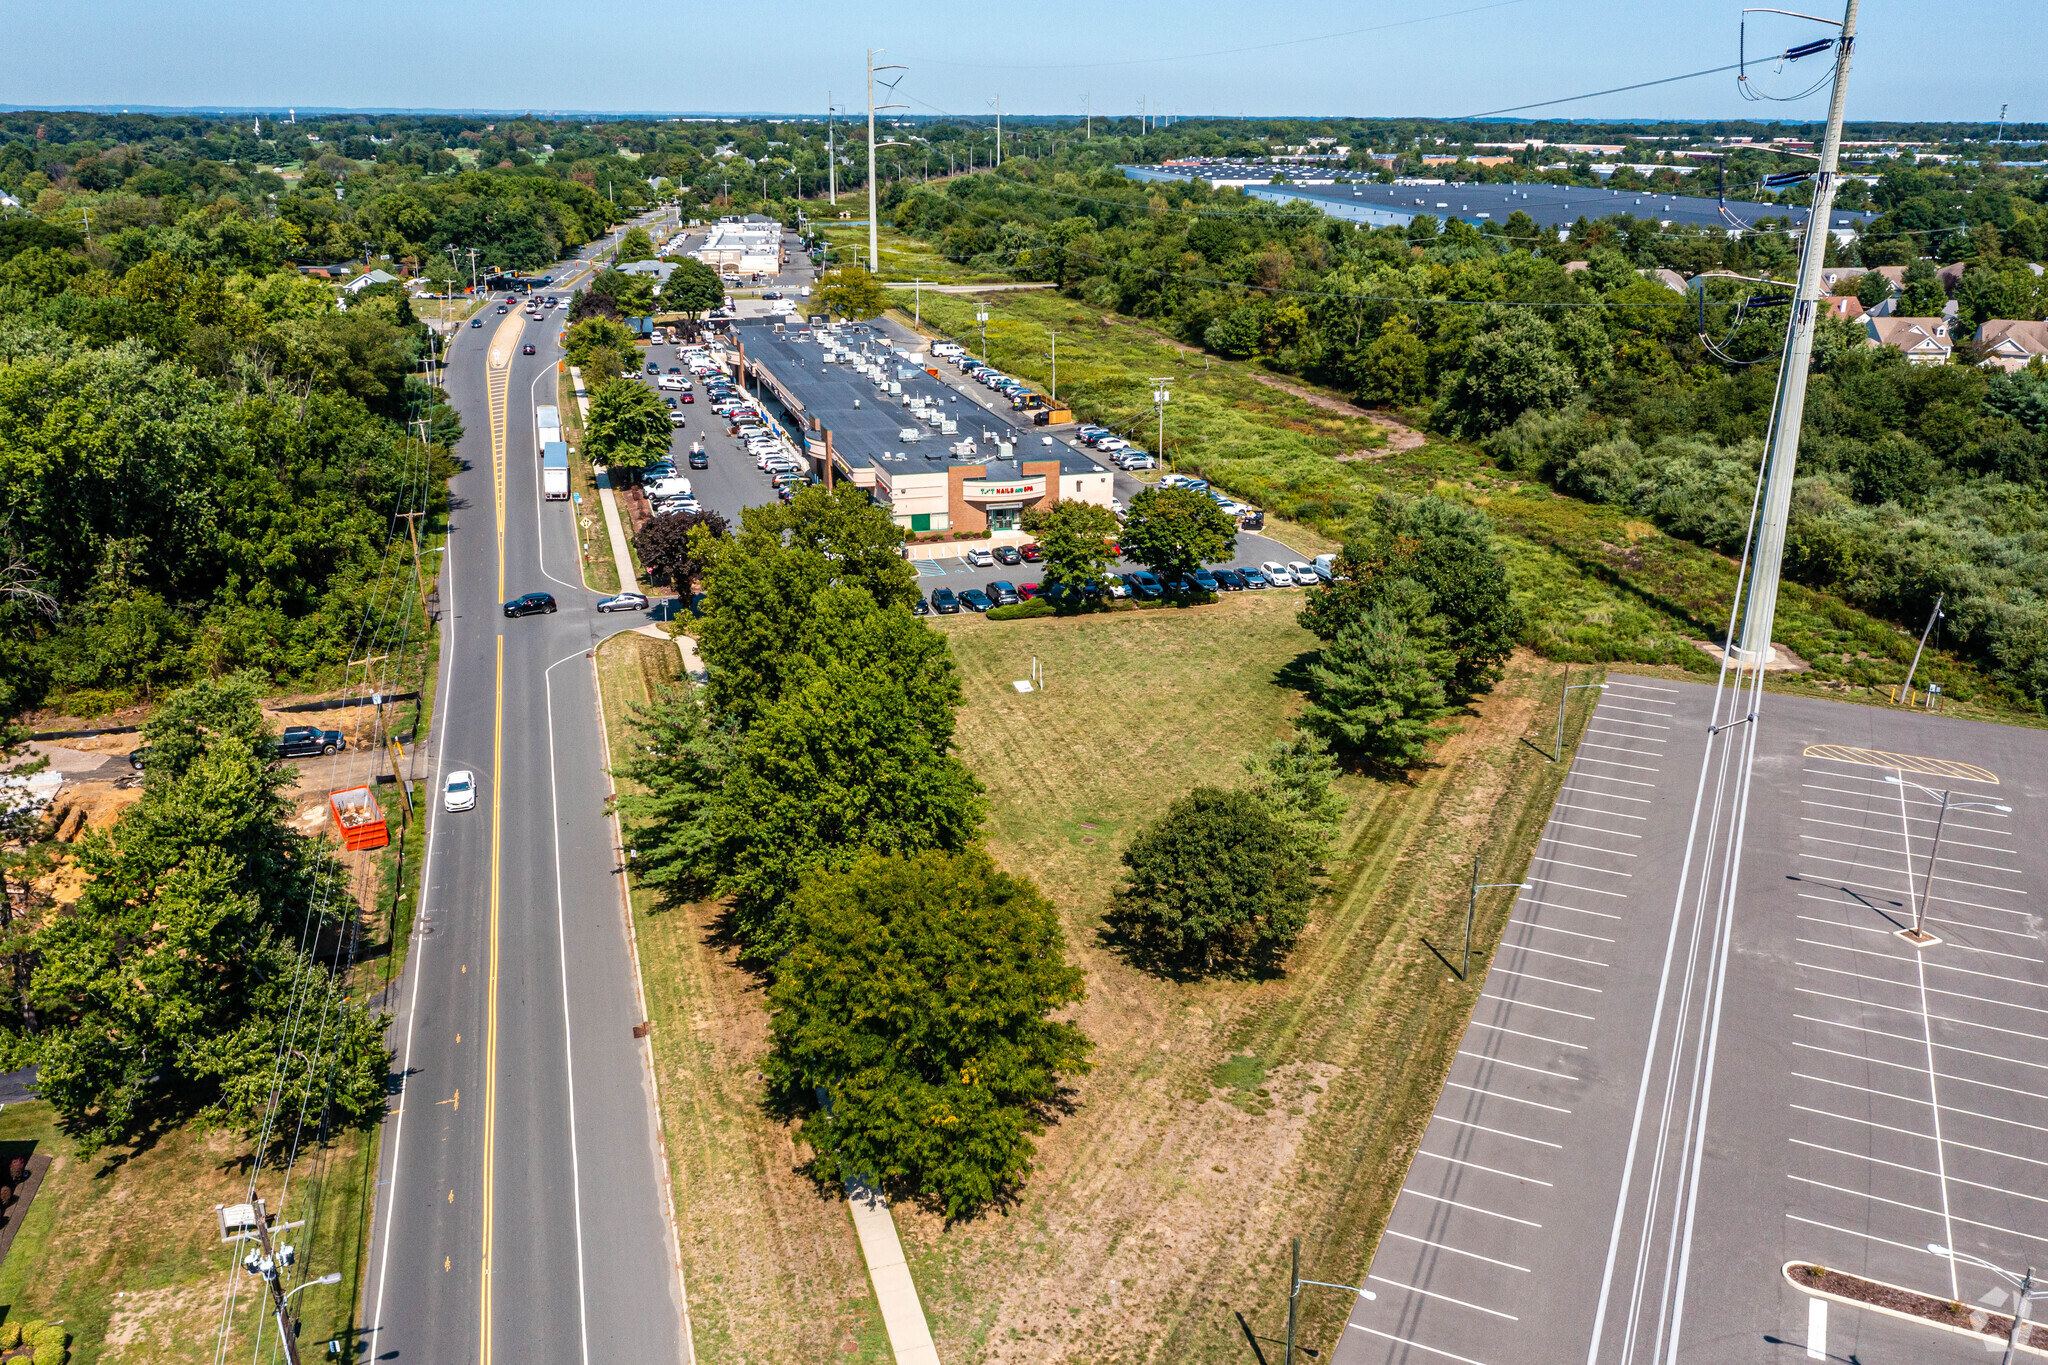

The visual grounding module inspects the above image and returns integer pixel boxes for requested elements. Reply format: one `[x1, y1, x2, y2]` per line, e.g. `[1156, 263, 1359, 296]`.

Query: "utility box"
[329, 787, 390, 851]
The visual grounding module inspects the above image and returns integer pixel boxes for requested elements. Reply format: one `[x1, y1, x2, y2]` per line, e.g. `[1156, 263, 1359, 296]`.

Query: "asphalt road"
[1333, 677, 2048, 1365]
[365, 213, 688, 1364]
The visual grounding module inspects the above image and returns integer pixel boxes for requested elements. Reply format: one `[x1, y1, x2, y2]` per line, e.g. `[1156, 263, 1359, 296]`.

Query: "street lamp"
[1462, 858, 1531, 982]
[285, 1272, 343, 1305]
[1555, 667, 1609, 761]
[1282, 1237, 1373, 1365]
[1886, 776, 2011, 944]
[1929, 1244, 2037, 1365]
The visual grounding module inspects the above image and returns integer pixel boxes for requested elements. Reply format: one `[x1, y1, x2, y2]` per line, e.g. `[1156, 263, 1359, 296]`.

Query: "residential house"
[1938, 261, 1967, 295]
[1864, 316, 1952, 365]
[1820, 295, 1865, 320]
[1639, 268, 1688, 294]
[343, 268, 399, 294]
[1974, 319, 2048, 373]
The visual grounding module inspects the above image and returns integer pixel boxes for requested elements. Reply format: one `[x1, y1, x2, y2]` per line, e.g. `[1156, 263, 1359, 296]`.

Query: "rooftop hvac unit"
[941, 419, 958, 434]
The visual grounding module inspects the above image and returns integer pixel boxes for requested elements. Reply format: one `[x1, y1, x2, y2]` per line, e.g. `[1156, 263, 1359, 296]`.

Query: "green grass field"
[819, 223, 1012, 282]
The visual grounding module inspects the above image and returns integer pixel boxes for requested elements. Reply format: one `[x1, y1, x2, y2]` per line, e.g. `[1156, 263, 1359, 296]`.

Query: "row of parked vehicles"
[921, 555, 1338, 614]
[1072, 425, 1157, 471]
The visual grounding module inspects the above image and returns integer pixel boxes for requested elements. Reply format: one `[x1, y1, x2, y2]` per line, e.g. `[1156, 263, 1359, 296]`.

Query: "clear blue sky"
[0, 0, 2038, 125]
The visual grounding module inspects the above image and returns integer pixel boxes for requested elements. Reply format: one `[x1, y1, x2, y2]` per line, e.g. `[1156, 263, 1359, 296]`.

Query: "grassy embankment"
[556, 365, 624, 593]
[819, 223, 1013, 283]
[599, 591, 1598, 1362]
[892, 286, 2036, 726]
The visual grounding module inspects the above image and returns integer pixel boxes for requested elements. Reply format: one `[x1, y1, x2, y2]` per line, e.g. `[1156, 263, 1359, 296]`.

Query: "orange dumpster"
[329, 786, 390, 851]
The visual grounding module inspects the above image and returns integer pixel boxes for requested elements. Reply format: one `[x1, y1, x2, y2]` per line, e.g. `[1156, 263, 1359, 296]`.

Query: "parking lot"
[1335, 677, 2048, 1365]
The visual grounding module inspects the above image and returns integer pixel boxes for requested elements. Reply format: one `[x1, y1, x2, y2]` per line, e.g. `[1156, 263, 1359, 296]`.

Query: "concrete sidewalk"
[846, 1184, 941, 1365]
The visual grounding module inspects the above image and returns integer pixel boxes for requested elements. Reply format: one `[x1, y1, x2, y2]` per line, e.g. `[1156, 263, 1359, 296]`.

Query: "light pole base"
[1895, 927, 1942, 947]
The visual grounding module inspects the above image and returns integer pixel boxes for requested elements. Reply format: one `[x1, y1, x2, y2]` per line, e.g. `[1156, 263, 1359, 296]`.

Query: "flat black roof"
[734, 321, 1109, 477]
[1123, 165, 1875, 234]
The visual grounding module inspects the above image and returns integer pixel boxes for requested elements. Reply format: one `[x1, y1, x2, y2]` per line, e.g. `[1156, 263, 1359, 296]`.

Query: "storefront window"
[987, 506, 1021, 532]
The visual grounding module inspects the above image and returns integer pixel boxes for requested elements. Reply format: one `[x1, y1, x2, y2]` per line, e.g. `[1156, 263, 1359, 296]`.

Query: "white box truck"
[542, 441, 570, 500]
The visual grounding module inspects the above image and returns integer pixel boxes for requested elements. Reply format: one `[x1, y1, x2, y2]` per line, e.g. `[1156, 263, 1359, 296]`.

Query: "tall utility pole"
[995, 94, 1002, 167]
[1150, 377, 1172, 464]
[1897, 592, 1944, 703]
[1046, 327, 1058, 403]
[1085, 92, 1091, 139]
[1733, 0, 1859, 667]
[867, 48, 908, 273]
[827, 92, 837, 204]
[465, 247, 479, 296]
[237, 1198, 305, 1365]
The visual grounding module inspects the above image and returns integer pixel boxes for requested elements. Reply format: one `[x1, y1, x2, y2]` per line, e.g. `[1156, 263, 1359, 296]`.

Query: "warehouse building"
[693, 215, 784, 277]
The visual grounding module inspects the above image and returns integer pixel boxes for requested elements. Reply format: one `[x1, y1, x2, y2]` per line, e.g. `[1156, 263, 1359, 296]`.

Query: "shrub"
[986, 598, 1055, 621]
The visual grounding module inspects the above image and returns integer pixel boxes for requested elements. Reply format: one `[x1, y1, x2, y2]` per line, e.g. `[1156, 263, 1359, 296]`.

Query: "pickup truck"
[276, 725, 346, 758]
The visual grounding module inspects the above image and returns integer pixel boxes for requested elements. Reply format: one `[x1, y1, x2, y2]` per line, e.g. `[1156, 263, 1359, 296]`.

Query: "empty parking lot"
[1336, 675, 2048, 1365]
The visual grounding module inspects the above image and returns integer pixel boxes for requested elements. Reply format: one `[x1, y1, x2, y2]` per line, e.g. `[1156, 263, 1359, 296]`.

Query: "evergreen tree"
[614, 685, 737, 904]
[1300, 609, 1451, 769]
[1242, 734, 1349, 864]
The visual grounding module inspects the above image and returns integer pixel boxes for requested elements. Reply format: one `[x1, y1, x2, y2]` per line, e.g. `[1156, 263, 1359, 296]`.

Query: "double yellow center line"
[478, 312, 521, 1365]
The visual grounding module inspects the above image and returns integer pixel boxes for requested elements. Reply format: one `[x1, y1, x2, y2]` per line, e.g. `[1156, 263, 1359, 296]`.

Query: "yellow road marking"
[486, 313, 521, 603]
[437, 1090, 459, 1110]
[481, 633, 504, 1365]
[1803, 744, 1998, 785]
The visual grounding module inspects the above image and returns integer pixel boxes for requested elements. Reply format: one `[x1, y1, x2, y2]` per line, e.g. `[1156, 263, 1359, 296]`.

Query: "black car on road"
[504, 592, 557, 618]
[276, 725, 346, 757]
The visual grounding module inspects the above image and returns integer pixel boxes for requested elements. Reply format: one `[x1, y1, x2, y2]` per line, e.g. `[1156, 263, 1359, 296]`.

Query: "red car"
[1018, 583, 1042, 599]
[678, 392, 694, 403]
[1019, 543, 1042, 562]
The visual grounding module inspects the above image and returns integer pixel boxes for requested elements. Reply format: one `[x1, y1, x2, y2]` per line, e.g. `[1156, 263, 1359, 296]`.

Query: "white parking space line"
[1347, 1325, 1497, 1365]
[1807, 1296, 1826, 1361]
[1467, 1019, 1590, 1050]
[1801, 814, 2014, 855]
[1554, 801, 1649, 821]
[1792, 1071, 2048, 1138]
[1789, 1139, 2048, 1205]
[1498, 942, 1610, 969]
[1804, 782, 2012, 822]
[1530, 857, 1633, 878]
[1487, 966, 1603, 993]
[1576, 757, 1662, 774]
[1803, 766, 2009, 797]
[1548, 818, 1645, 839]
[1562, 784, 1656, 804]
[1798, 960, 2048, 1021]
[1380, 1228, 1532, 1273]
[1802, 798, 2011, 840]
[1509, 920, 1616, 943]
[1457, 1051, 1578, 1080]
[1541, 836, 1640, 859]
[1798, 850, 2026, 897]
[1570, 772, 1659, 788]
[1792, 1040, 2048, 1111]
[1590, 714, 1673, 730]
[1604, 679, 1681, 693]
[1787, 1175, 2048, 1247]
[1365, 1275, 1521, 1320]
[1600, 703, 1679, 719]
[1580, 742, 1666, 759]
[1481, 992, 1598, 1021]
[1428, 1113, 1568, 1148]
[1442, 1080, 1572, 1114]
[1795, 875, 2029, 924]
[1793, 1104, 2048, 1170]
[1794, 909, 2045, 962]
[1786, 1212, 1948, 1259]
[1524, 879, 1631, 900]
[1801, 826, 2021, 871]
[1414, 1149, 1555, 1188]
[1520, 897, 1624, 919]
[1795, 1012, 2048, 1075]
[1800, 939, 2048, 997]
[1798, 987, 2048, 1046]
[1400, 1187, 1546, 1224]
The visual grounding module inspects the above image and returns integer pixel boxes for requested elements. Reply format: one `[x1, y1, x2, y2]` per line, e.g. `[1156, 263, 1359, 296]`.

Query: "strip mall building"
[728, 320, 1113, 535]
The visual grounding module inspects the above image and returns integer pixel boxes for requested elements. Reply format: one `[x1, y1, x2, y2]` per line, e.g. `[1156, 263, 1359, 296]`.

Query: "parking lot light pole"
[1886, 776, 2011, 943]
[1555, 668, 1609, 761]
[1464, 856, 1531, 981]
[1930, 1245, 2037, 1364]
[1281, 1236, 1376, 1365]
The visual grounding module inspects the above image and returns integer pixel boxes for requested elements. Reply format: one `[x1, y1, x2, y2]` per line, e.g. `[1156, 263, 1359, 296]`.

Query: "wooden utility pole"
[241, 1198, 306, 1365]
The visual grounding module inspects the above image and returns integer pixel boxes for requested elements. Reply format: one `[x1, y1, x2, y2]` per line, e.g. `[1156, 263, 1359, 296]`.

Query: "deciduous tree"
[816, 265, 889, 320]
[1117, 485, 1236, 581]
[1105, 786, 1312, 977]
[1025, 500, 1118, 596]
[585, 377, 673, 479]
[765, 849, 1090, 1220]
[635, 507, 729, 590]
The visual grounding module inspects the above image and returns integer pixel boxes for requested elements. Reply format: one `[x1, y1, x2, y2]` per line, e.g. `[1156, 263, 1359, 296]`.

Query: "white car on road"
[443, 769, 477, 813]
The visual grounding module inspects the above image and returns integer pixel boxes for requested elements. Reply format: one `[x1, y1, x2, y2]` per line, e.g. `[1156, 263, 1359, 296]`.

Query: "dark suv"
[276, 726, 345, 758]
[504, 592, 557, 618]
[930, 588, 961, 615]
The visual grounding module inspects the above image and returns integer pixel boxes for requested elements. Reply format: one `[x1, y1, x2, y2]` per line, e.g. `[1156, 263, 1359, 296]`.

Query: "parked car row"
[917, 556, 1333, 616]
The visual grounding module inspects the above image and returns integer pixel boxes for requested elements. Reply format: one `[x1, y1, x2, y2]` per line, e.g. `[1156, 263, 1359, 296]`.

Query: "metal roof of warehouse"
[734, 321, 1109, 476]
[1122, 165, 1874, 234]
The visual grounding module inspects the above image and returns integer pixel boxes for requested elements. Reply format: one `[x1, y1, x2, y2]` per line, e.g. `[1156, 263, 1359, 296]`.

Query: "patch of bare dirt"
[1248, 372, 1428, 452]
[101, 1281, 223, 1360]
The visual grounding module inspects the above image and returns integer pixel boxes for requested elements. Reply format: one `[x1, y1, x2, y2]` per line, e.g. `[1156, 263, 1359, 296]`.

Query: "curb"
[1782, 1260, 2048, 1359]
